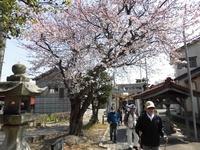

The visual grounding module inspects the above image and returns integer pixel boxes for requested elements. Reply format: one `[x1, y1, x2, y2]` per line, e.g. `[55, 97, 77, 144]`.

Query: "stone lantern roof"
[0, 63, 48, 96]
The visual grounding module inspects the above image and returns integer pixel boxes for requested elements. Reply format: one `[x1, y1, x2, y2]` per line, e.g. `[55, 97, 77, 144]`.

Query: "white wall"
[175, 43, 200, 77]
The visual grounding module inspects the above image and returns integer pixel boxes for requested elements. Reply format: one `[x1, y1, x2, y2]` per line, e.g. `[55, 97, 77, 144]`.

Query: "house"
[173, 37, 200, 119]
[174, 37, 200, 77]
[32, 68, 71, 115]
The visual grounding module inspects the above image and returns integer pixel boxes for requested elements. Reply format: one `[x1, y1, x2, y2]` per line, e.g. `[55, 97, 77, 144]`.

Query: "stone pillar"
[0, 124, 30, 150]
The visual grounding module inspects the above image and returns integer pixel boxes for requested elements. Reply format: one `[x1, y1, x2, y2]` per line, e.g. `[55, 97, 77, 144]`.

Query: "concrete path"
[99, 114, 200, 150]
[99, 123, 130, 150]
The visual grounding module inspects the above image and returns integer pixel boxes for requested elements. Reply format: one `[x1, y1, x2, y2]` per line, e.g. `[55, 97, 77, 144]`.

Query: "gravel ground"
[29, 123, 108, 150]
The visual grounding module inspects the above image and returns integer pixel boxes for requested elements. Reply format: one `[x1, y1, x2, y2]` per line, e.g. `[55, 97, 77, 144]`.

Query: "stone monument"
[0, 63, 48, 150]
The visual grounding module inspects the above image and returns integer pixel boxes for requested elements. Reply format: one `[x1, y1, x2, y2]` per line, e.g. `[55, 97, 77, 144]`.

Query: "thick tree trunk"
[68, 96, 92, 135]
[69, 98, 83, 135]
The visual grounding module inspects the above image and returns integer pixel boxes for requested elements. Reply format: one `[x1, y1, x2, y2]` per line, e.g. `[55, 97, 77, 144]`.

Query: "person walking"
[135, 101, 168, 150]
[124, 104, 140, 150]
[117, 107, 123, 125]
[107, 107, 120, 143]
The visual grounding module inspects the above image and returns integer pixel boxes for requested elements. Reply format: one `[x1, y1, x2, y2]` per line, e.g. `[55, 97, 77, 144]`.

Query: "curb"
[98, 124, 110, 148]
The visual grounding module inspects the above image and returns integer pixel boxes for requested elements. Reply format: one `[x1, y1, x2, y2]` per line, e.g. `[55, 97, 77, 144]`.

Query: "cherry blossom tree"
[19, 0, 200, 135]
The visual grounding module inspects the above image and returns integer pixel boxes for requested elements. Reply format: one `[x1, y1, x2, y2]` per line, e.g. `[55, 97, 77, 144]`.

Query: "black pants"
[110, 125, 117, 142]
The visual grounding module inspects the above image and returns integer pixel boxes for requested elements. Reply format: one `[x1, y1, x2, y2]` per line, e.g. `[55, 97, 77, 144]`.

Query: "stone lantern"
[0, 63, 48, 150]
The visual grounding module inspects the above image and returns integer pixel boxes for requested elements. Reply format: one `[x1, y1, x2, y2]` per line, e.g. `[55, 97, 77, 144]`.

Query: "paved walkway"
[99, 122, 200, 150]
[99, 123, 129, 150]
[99, 111, 200, 150]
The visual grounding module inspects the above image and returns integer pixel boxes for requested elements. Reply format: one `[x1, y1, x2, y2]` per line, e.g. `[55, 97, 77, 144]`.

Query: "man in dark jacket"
[107, 107, 120, 143]
[135, 101, 168, 150]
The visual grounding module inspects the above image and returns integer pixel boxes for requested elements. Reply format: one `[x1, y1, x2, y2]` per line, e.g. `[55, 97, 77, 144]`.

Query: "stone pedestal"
[0, 124, 30, 150]
[0, 114, 39, 150]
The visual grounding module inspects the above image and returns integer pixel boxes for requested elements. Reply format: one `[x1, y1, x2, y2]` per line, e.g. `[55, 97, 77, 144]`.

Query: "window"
[189, 57, 197, 67]
[49, 87, 59, 94]
[177, 57, 197, 69]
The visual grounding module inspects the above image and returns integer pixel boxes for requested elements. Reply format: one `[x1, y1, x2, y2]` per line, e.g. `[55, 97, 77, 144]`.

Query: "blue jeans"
[110, 124, 118, 142]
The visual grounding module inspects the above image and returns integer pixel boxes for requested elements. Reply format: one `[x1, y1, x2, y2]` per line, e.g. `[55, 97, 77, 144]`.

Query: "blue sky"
[1, 39, 30, 81]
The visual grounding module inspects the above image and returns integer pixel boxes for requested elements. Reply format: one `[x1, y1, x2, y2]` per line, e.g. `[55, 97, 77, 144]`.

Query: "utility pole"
[182, 4, 198, 141]
[145, 57, 148, 86]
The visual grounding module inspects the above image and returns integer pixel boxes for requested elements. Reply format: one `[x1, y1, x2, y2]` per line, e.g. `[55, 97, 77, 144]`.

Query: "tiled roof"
[132, 77, 200, 100]
[32, 67, 59, 80]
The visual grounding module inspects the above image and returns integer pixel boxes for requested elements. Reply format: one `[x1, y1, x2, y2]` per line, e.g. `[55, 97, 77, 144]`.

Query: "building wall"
[174, 41, 200, 117]
[176, 74, 200, 116]
[34, 69, 71, 114]
[35, 94, 71, 115]
[175, 43, 200, 77]
[192, 77, 200, 117]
